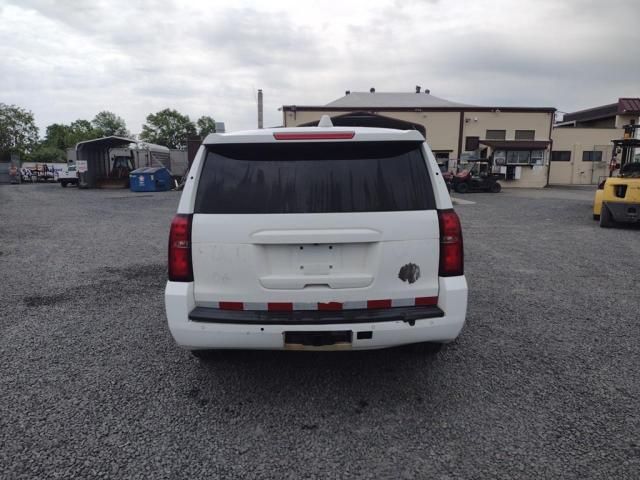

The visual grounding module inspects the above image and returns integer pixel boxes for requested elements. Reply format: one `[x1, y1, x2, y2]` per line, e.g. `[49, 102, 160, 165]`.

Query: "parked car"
[55, 164, 79, 187]
[165, 116, 468, 355]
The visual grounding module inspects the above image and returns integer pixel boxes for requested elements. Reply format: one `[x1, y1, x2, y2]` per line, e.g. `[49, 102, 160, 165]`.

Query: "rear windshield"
[194, 141, 435, 214]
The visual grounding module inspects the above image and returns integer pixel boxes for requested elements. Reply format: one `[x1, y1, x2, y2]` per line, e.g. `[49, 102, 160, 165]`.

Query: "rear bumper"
[189, 304, 444, 325]
[604, 201, 640, 223]
[165, 276, 467, 351]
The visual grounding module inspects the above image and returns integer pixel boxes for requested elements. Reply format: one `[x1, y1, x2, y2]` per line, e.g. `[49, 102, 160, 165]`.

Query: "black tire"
[599, 205, 615, 228]
[60, 180, 68, 188]
[489, 182, 501, 193]
[455, 182, 469, 194]
[593, 214, 600, 221]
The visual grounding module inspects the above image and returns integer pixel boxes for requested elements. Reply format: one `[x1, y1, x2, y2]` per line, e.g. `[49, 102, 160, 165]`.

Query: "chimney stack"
[415, 85, 421, 93]
[370, 87, 375, 93]
[257, 89, 263, 129]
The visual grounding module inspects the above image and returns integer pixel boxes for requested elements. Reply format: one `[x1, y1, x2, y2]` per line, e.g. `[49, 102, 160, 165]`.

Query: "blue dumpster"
[129, 167, 173, 192]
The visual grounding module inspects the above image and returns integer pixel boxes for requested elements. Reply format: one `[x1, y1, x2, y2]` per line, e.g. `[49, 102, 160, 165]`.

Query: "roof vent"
[425, 89, 430, 94]
[345, 90, 350, 95]
[415, 85, 421, 93]
[370, 87, 375, 93]
[318, 115, 334, 128]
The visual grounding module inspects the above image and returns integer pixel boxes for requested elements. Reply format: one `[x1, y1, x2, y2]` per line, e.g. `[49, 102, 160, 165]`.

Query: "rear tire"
[60, 181, 68, 188]
[489, 182, 501, 193]
[599, 205, 615, 228]
[593, 214, 600, 221]
[455, 182, 469, 194]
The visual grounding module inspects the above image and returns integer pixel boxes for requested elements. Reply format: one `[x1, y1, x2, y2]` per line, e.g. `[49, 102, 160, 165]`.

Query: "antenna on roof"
[318, 115, 333, 128]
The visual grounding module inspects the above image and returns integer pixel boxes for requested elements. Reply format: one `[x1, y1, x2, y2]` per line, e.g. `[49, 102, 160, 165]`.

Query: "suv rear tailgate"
[191, 210, 439, 307]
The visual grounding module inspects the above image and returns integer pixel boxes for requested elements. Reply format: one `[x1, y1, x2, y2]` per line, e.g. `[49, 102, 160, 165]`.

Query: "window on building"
[582, 151, 603, 162]
[507, 151, 530, 165]
[496, 150, 545, 166]
[551, 151, 571, 162]
[515, 130, 535, 141]
[465, 136, 479, 151]
[530, 150, 544, 165]
[486, 130, 506, 140]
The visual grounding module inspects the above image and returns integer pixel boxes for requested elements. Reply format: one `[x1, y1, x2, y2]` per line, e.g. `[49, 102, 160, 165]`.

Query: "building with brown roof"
[550, 98, 640, 185]
[282, 87, 556, 188]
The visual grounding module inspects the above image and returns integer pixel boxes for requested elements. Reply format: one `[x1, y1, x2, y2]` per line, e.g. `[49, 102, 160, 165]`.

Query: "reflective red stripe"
[318, 302, 343, 311]
[367, 299, 392, 309]
[216, 298, 437, 310]
[268, 302, 293, 311]
[415, 296, 438, 306]
[219, 301, 244, 311]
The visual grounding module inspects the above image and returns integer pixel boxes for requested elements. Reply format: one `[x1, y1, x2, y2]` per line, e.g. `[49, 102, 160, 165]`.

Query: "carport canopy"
[75, 136, 138, 188]
[76, 135, 135, 153]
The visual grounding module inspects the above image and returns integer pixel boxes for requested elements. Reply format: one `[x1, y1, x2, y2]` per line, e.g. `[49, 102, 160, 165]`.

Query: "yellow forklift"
[593, 122, 640, 227]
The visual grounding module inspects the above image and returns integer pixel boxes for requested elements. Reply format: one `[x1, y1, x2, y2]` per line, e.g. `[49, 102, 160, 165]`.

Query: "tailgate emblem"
[398, 263, 421, 284]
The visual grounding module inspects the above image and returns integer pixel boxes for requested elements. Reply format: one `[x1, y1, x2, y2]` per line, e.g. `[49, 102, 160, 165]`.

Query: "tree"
[68, 119, 96, 140]
[44, 123, 73, 150]
[196, 115, 216, 138]
[0, 103, 39, 160]
[92, 111, 129, 137]
[30, 145, 66, 164]
[140, 108, 197, 149]
[42, 119, 101, 152]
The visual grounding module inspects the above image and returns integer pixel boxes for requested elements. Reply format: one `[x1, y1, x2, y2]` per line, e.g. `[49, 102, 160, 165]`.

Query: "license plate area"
[297, 244, 336, 275]
[284, 331, 352, 350]
[257, 242, 375, 289]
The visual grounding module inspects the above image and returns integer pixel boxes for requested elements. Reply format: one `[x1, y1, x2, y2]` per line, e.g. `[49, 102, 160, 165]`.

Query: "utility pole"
[257, 89, 264, 129]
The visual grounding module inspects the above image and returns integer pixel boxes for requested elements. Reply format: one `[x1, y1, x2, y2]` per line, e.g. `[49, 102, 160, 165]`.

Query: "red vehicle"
[443, 162, 502, 193]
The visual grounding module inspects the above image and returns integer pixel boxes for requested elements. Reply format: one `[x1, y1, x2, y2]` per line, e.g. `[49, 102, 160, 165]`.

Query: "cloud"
[0, 0, 639, 136]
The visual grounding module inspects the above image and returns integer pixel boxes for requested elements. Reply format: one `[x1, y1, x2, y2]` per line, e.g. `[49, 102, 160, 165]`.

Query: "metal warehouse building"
[282, 87, 556, 188]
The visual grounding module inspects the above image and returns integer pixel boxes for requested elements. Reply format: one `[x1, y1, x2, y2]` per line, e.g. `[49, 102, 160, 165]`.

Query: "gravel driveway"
[1, 183, 638, 479]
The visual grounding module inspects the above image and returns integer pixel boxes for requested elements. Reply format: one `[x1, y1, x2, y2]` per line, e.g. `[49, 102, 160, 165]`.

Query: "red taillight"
[168, 214, 193, 282]
[438, 209, 464, 277]
[273, 132, 355, 140]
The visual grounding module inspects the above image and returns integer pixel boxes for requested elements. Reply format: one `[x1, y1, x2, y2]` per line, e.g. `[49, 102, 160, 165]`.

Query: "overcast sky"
[2, 0, 639, 136]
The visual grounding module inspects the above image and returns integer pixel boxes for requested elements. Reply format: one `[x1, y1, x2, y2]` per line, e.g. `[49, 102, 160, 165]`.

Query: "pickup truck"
[55, 165, 79, 187]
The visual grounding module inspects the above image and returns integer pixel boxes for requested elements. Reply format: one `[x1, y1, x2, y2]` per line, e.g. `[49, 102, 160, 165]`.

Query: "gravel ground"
[0, 183, 638, 479]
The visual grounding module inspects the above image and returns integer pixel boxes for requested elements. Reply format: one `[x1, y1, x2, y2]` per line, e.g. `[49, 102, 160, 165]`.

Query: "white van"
[164, 117, 467, 355]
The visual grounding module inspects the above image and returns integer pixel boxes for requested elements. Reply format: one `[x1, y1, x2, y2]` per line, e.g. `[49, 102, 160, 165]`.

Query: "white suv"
[165, 117, 467, 354]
